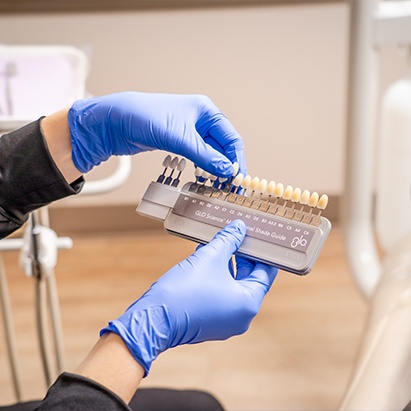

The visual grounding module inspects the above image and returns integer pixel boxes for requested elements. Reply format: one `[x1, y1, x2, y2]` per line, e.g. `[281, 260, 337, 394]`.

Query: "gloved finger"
[197, 220, 247, 263]
[175, 129, 234, 178]
[203, 136, 248, 178]
[196, 236, 239, 278]
[195, 103, 243, 153]
[224, 143, 247, 177]
[194, 96, 247, 174]
[234, 256, 256, 280]
[240, 263, 278, 302]
[199, 117, 247, 175]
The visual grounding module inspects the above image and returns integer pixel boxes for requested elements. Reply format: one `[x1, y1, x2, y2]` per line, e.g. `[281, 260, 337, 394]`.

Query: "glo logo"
[291, 234, 307, 249]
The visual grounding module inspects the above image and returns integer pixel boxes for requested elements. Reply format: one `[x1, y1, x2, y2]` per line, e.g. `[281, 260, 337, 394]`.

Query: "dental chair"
[341, 1, 411, 410]
[0, 44, 131, 402]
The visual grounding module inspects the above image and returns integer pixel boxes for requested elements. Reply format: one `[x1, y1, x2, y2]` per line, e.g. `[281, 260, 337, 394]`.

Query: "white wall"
[0, 3, 408, 207]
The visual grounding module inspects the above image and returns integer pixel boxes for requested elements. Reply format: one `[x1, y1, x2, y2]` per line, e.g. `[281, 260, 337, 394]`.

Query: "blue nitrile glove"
[100, 220, 277, 376]
[68, 92, 246, 176]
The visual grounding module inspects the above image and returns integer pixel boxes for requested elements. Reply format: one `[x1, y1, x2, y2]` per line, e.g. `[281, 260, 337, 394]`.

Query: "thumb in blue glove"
[100, 220, 277, 376]
[68, 92, 246, 177]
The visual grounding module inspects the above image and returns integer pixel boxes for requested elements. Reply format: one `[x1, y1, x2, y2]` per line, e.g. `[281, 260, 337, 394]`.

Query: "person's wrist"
[41, 109, 83, 183]
[75, 332, 144, 403]
[100, 304, 172, 377]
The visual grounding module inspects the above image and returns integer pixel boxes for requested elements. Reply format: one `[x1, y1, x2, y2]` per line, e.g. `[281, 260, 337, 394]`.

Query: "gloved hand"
[68, 92, 246, 176]
[100, 220, 277, 376]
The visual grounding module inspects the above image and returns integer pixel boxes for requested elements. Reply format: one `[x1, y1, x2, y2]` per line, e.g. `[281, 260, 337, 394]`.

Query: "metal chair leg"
[0, 253, 22, 401]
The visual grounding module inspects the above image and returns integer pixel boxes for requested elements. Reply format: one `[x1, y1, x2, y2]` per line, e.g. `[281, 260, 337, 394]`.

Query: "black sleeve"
[34, 372, 132, 411]
[0, 119, 84, 239]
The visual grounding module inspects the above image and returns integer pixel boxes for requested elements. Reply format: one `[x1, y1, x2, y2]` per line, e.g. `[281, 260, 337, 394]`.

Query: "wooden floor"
[0, 225, 368, 410]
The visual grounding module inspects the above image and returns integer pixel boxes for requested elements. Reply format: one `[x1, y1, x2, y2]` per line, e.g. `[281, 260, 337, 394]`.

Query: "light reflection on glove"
[68, 92, 246, 176]
[100, 220, 277, 376]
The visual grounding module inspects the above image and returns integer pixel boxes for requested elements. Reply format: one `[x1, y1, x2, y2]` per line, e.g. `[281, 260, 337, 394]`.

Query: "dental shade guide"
[137, 155, 332, 275]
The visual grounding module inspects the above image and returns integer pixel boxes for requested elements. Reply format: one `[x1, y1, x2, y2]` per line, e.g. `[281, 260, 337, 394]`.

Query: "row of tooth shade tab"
[156, 155, 187, 187]
[189, 165, 328, 227]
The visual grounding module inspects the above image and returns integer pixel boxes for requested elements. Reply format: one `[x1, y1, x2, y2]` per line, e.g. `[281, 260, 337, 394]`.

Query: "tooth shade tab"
[232, 162, 239, 176]
[267, 181, 276, 195]
[188, 163, 330, 226]
[317, 194, 329, 210]
[300, 190, 310, 205]
[274, 183, 284, 197]
[232, 173, 244, 187]
[258, 179, 268, 194]
[177, 158, 186, 171]
[283, 185, 293, 200]
[250, 177, 260, 190]
[291, 187, 302, 202]
[170, 156, 179, 168]
[201, 171, 210, 179]
[162, 155, 172, 167]
[242, 175, 252, 189]
[308, 192, 319, 207]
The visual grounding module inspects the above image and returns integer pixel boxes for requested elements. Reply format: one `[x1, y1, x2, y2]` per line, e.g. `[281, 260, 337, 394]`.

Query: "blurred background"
[0, 1, 410, 410]
[0, 0, 408, 231]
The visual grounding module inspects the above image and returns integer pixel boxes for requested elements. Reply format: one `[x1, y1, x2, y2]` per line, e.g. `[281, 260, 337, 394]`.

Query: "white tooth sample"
[250, 177, 260, 191]
[241, 175, 252, 190]
[170, 156, 179, 169]
[162, 154, 172, 167]
[274, 182, 284, 197]
[291, 187, 302, 203]
[218, 177, 228, 184]
[232, 173, 244, 187]
[232, 162, 240, 177]
[267, 181, 276, 196]
[258, 179, 268, 196]
[317, 194, 329, 210]
[300, 189, 310, 205]
[177, 158, 186, 171]
[283, 185, 293, 200]
[195, 167, 203, 178]
[308, 192, 319, 207]
[201, 170, 210, 180]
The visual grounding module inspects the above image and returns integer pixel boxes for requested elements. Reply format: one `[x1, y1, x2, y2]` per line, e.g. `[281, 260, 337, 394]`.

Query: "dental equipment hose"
[37, 207, 65, 375]
[31, 210, 65, 387]
[31, 213, 53, 387]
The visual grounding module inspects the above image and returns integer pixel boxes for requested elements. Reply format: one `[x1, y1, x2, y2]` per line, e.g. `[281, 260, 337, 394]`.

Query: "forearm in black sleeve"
[0, 119, 84, 239]
[34, 372, 132, 411]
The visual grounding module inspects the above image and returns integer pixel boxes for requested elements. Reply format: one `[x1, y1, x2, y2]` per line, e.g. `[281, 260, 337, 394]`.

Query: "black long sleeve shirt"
[0, 119, 131, 410]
